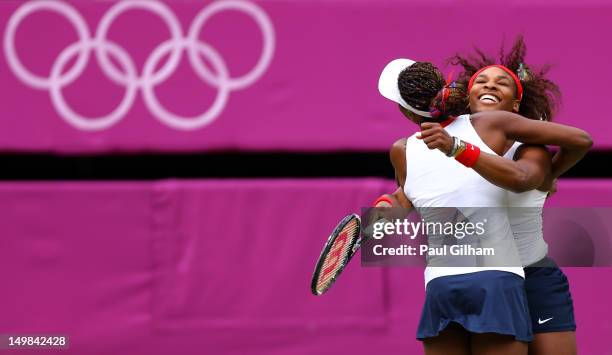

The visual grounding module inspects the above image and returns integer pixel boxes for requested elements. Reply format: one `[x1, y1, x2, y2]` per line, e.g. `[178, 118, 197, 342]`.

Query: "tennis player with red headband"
[432, 38, 583, 355]
[375, 47, 590, 354]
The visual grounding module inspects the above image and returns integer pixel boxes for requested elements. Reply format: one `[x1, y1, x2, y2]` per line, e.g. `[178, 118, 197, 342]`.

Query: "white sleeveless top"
[504, 142, 548, 266]
[403, 114, 524, 286]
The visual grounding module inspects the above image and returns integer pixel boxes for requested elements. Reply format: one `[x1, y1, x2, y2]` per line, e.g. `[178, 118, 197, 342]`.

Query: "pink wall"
[1, 0, 610, 152]
[0, 179, 610, 354]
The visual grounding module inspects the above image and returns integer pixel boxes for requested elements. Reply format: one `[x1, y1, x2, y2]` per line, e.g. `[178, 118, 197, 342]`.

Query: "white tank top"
[403, 114, 524, 286]
[504, 142, 548, 266]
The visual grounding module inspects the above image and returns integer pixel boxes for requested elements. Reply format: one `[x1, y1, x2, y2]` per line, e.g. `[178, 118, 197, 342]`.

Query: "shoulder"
[392, 137, 408, 150]
[470, 111, 526, 142]
[513, 143, 551, 160]
[389, 138, 409, 186]
[390, 138, 408, 164]
[471, 111, 525, 126]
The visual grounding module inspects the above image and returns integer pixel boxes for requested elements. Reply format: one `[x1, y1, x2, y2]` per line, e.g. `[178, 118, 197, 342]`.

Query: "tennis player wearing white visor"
[375, 57, 590, 355]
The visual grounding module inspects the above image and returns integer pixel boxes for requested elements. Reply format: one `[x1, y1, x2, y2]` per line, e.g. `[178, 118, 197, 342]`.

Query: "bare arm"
[368, 139, 413, 227]
[419, 121, 551, 192]
[471, 145, 551, 193]
[479, 111, 593, 150]
[550, 147, 587, 179]
[384, 138, 413, 210]
[419, 111, 591, 192]
[482, 111, 592, 179]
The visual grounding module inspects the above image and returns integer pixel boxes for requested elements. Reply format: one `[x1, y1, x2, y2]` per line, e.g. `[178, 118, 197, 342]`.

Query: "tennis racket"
[310, 214, 362, 296]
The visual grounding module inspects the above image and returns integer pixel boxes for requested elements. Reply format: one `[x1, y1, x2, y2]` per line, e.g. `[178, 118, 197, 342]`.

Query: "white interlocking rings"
[4, 0, 275, 131]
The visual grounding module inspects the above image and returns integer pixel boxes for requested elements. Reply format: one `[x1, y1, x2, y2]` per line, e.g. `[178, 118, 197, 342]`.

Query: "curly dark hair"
[448, 35, 561, 121]
[398, 62, 468, 121]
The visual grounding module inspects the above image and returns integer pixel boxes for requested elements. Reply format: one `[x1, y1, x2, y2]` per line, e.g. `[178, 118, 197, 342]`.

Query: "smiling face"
[468, 67, 520, 113]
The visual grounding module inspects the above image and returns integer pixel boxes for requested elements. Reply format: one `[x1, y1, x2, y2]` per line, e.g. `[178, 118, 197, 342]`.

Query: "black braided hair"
[398, 62, 468, 121]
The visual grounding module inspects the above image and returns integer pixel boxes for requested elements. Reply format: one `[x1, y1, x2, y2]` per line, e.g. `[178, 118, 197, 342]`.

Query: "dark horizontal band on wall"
[0, 150, 609, 180]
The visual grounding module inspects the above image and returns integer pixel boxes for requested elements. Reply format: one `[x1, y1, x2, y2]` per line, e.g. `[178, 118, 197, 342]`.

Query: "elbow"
[508, 171, 536, 194]
[509, 183, 531, 194]
[582, 132, 594, 150]
[574, 130, 593, 150]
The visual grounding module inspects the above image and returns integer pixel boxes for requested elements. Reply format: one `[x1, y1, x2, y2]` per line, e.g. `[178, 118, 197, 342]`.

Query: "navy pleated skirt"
[417, 270, 533, 342]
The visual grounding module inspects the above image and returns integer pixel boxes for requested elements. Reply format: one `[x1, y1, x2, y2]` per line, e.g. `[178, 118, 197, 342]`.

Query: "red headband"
[467, 65, 523, 101]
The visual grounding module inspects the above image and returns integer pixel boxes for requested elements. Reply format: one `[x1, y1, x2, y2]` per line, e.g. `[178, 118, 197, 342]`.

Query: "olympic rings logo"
[4, 0, 275, 131]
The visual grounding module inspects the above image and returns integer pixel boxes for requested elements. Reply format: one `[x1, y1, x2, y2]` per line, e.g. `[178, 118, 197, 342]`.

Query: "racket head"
[310, 214, 361, 296]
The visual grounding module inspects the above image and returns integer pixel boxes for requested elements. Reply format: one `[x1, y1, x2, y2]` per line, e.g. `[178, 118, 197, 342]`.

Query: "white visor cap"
[378, 58, 432, 118]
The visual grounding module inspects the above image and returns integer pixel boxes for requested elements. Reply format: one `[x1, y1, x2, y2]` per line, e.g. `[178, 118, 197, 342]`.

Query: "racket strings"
[316, 219, 360, 292]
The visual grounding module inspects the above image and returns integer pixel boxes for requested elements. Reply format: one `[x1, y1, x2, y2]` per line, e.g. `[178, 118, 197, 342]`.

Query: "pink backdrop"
[0, 0, 610, 152]
[0, 178, 611, 354]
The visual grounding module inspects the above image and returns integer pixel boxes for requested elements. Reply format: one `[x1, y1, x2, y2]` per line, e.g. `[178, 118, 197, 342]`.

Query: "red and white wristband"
[448, 137, 480, 168]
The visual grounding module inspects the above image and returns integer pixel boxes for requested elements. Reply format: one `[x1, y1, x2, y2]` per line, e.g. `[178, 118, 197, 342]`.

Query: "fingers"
[419, 123, 443, 139]
[417, 129, 435, 141]
[418, 122, 452, 154]
[420, 122, 440, 130]
[367, 208, 393, 227]
[423, 138, 446, 150]
[421, 135, 438, 144]
[420, 130, 447, 149]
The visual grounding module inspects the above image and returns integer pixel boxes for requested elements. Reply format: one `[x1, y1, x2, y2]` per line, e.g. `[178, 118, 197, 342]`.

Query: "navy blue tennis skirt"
[524, 257, 576, 333]
[417, 270, 533, 342]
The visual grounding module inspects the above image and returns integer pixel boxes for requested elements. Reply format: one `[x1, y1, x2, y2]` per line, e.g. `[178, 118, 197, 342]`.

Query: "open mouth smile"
[478, 93, 501, 104]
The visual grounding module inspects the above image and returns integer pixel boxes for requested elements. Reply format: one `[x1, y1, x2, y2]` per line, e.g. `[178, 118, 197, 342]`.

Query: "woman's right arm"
[418, 112, 591, 193]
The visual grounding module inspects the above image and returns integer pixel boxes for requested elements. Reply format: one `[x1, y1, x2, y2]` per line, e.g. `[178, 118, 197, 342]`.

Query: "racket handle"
[350, 217, 390, 258]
